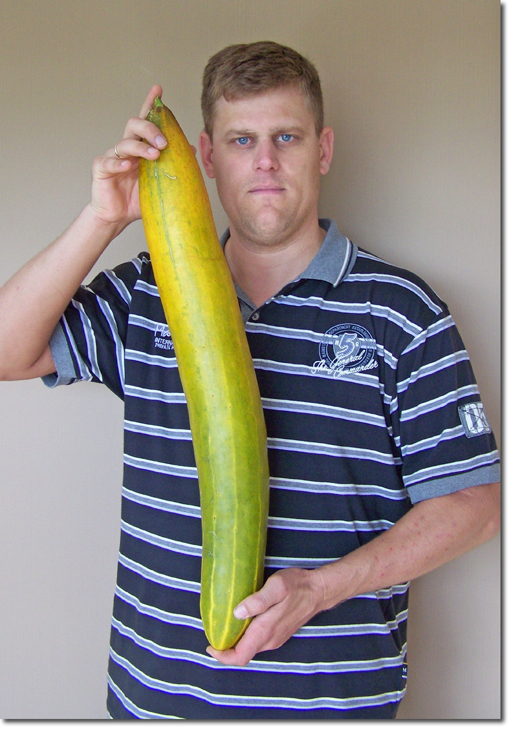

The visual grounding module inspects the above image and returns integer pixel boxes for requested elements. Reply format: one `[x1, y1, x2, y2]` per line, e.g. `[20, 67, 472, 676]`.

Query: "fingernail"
[234, 604, 248, 620]
[155, 135, 167, 148]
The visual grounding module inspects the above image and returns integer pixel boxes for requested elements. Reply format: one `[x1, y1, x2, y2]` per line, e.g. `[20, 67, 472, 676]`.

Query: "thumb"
[233, 573, 287, 620]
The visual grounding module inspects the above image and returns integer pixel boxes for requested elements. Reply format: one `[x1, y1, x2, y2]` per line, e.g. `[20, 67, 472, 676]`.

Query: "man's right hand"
[89, 84, 168, 231]
[0, 84, 171, 382]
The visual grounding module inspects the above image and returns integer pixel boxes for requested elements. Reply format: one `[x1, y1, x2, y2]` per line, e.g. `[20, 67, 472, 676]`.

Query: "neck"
[224, 221, 326, 308]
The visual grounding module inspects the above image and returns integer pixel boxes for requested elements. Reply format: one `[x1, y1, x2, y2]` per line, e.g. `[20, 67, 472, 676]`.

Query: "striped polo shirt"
[44, 218, 499, 719]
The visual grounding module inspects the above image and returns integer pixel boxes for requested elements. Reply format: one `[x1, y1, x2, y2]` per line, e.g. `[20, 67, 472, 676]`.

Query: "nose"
[253, 138, 280, 172]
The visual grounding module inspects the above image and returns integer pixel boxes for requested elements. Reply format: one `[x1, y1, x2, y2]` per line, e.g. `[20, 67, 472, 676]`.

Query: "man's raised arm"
[0, 85, 166, 381]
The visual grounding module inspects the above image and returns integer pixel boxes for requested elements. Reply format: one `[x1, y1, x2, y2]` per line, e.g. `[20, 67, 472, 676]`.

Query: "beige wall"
[0, 0, 500, 720]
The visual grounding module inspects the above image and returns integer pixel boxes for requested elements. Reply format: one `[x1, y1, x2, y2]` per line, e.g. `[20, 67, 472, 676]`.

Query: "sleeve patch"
[458, 402, 492, 438]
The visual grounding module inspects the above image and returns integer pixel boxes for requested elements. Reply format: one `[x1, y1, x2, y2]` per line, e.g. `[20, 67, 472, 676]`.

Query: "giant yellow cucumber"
[138, 97, 269, 650]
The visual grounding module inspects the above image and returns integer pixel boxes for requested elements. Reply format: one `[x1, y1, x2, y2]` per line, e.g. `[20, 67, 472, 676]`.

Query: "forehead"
[211, 86, 316, 137]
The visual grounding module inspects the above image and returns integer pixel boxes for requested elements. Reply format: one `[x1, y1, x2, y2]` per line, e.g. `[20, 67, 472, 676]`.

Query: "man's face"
[199, 85, 333, 249]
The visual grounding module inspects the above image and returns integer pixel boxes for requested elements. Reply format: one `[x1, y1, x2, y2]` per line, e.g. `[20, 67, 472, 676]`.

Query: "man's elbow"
[0, 354, 16, 381]
[468, 481, 501, 544]
[0, 346, 56, 382]
[484, 484, 501, 542]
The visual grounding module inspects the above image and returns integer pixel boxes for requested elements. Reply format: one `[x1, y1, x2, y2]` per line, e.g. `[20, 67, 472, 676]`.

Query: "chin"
[238, 212, 297, 247]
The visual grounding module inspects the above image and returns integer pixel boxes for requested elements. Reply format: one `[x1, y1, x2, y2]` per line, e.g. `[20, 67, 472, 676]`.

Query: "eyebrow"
[223, 129, 254, 138]
[221, 126, 306, 140]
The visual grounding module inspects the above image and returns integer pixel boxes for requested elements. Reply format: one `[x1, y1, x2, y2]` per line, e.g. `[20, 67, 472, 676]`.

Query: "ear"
[199, 130, 215, 179]
[319, 126, 334, 176]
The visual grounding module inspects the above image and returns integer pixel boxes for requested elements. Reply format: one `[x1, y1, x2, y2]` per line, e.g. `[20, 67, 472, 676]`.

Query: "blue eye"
[237, 137, 250, 145]
[279, 134, 293, 142]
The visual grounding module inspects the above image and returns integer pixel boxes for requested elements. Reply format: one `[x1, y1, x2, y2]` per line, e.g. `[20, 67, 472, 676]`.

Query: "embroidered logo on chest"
[312, 323, 378, 377]
[154, 323, 174, 351]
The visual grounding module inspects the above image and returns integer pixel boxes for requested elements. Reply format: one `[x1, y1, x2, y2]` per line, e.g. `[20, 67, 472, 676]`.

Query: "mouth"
[248, 185, 285, 195]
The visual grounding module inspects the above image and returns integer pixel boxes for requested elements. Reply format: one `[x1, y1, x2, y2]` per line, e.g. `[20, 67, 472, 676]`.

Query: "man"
[0, 41, 500, 719]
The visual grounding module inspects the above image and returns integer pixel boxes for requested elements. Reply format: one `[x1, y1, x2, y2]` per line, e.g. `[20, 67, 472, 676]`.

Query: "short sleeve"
[393, 310, 500, 503]
[43, 253, 149, 400]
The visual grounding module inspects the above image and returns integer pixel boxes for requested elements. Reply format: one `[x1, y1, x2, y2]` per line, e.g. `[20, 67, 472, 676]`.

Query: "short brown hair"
[201, 41, 324, 138]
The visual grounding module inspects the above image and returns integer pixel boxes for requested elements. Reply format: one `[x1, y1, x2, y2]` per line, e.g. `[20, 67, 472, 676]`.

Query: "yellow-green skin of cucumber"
[138, 98, 269, 650]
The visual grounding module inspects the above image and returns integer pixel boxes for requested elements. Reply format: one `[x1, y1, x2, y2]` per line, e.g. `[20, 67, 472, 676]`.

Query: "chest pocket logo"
[313, 323, 378, 377]
[154, 323, 174, 351]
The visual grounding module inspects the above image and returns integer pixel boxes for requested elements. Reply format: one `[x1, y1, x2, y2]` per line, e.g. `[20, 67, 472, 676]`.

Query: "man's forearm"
[206, 481, 500, 667]
[0, 204, 121, 380]
[314, 481, 501, 612]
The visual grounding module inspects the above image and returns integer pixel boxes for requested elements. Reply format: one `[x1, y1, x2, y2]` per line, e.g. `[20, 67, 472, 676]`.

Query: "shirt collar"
[219, 218, 356, 289]
[301, 218, 357, 286]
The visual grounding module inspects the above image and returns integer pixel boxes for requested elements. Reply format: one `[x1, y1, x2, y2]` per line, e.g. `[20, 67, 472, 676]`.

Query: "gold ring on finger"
[114, 143, 125, 159]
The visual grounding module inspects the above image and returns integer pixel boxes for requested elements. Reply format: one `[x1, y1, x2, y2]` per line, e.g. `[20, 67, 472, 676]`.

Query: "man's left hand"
[206, 482, 500, 667]
[205, 567, 327, 666]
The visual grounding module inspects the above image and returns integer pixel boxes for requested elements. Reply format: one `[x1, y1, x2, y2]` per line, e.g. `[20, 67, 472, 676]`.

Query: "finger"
[206, 608, 279, 667]
[92, 153, 134, 179]
[206, 638, 256, 667]
[206, 645, 247, 666]
[234, 573, 287, 620]
[206, 645, 234, 664]
[109, 136, 165, 163]
[122, 116, 168, 148]
[139, 84, 163, 119]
